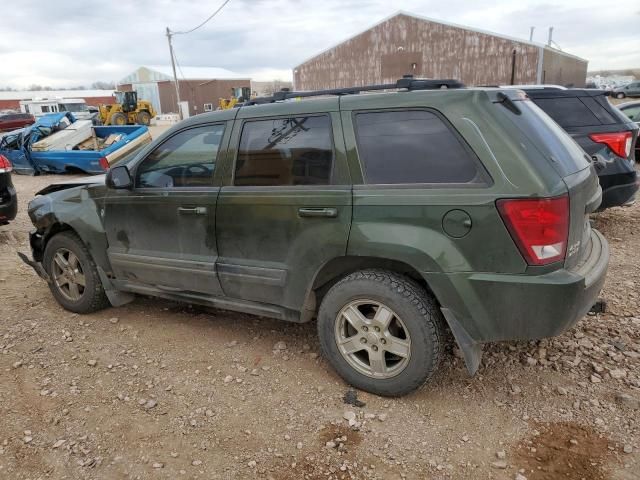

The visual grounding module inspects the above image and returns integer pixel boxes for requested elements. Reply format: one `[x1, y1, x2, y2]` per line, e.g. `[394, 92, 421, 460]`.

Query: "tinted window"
[533, 97, 599, 127]
[580, 97, 616, 125]
[506, 100, 590, 176]
[136, 124, 224, 188]
[354, 110, 483, 185]
[235, 116, 333, 186]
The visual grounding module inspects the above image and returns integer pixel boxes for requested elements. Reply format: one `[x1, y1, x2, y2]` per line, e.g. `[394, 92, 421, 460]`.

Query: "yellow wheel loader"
[218, 87, 251, 110]
[98, 91, 156, 126]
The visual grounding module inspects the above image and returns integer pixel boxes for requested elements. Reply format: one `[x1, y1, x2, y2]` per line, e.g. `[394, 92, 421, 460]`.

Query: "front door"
[215, 105, 352, 312]
[103, 122, 229, 295]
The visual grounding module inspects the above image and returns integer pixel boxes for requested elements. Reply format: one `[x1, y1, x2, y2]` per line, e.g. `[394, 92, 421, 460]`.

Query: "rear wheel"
[110, 112, 127, 126]
[136, 110, 151, 126]
[317, 270, 444, 397]
[43, 231, 110, 313]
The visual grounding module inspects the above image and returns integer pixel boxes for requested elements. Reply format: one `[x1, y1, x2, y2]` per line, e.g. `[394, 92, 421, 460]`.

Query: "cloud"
[0, 0, 637, 88]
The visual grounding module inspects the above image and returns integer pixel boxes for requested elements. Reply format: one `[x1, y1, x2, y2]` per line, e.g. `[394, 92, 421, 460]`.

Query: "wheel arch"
[301, 256, 438, 322]
[33, 221, 74, 262]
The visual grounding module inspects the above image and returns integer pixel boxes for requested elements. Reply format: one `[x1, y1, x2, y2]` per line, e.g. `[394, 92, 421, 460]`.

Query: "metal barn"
[293, 12, 588, 90]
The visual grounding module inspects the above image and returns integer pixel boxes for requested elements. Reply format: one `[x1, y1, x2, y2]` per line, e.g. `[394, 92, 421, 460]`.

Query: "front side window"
[234, 115, 334, 186]
[136, 124, 224, 188]
[354, 110, 484, 185]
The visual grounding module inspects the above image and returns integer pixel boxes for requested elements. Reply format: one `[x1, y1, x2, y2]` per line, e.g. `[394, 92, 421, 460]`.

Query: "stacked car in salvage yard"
[0, 112, 151, 176]
[1, 79, 639, 478]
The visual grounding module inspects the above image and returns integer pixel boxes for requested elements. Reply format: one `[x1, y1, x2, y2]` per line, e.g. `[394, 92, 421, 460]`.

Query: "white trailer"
[19, 98, 94, 121]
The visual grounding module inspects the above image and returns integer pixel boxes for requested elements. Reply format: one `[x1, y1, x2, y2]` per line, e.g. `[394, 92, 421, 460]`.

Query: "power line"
[166, 0, 233, 118]
[171, 0, 232, 36]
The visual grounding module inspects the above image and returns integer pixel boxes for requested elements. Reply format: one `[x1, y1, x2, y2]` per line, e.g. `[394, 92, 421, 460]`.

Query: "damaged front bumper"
[17, 249, 50, 282]
[18, 229, 50, 282]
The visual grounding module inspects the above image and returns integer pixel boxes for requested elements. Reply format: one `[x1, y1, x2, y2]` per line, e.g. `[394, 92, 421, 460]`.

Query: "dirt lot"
[0, 169, 639, 480]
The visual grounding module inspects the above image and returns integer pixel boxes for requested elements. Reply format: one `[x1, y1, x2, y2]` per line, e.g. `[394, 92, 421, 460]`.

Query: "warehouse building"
[118, 66, 251, 117]
[293, 12, 588, 90]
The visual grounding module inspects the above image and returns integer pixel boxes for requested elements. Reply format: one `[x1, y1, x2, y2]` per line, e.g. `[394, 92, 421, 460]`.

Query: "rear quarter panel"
[340, 90, 567, 276]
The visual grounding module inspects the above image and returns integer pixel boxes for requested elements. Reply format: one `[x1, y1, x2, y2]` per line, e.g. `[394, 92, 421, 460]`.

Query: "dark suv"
[522, 87, 639, 209]
[22, 79, 609, 396]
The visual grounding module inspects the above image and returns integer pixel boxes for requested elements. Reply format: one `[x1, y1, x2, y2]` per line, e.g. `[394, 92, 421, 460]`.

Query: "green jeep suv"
[23, 79, 609, 396]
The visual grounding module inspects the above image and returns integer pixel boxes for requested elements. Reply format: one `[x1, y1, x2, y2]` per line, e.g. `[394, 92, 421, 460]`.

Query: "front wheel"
[136, 111, 151, 126]
[317, 270, 444, 397]
[43, 231, 110, 313]
[110, 112, 127, 126]
[616, 92, 626, 99]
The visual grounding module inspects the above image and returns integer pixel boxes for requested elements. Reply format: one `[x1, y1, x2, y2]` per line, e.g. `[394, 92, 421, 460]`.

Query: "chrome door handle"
[298, 207, 338, 218]
[177, 206, 208, 215]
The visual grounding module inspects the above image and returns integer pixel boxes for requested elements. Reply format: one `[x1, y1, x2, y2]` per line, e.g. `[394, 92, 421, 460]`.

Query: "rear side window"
[532, 97, 601, 127]
[235, 116, 333, 186]
[354, 110, 484, 185]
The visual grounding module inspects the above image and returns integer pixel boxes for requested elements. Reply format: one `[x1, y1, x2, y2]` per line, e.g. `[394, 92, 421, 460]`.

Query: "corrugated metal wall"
[541, 47, 588, 87]
[294, 14, 586, 90]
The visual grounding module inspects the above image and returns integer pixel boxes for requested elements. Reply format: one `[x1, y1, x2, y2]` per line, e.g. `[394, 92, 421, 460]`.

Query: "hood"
[36, 174, 105, 196]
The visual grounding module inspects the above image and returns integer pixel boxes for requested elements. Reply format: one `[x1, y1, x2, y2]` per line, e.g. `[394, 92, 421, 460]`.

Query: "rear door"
[215, 101, 352, 312]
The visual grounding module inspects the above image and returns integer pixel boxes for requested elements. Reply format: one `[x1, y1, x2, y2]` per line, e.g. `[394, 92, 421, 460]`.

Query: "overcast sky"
[0, 0, 638, 88]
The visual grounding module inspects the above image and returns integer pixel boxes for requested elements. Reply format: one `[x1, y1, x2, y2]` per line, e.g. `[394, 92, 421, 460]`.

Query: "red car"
[0, 112, 35, 132]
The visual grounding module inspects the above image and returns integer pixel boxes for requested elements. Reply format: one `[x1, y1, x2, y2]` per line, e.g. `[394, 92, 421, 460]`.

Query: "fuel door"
[442, 209, 472, 238]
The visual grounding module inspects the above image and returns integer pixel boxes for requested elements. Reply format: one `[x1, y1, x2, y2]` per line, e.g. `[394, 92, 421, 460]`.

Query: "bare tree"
[91, 81, 116, 90]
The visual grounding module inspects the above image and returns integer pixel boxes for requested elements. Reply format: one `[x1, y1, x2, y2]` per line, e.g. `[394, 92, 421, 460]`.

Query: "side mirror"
[106, 165, 133, 189]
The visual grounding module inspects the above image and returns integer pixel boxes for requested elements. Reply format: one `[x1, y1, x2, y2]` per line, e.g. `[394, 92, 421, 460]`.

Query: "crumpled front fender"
[27, 185, 111, 272]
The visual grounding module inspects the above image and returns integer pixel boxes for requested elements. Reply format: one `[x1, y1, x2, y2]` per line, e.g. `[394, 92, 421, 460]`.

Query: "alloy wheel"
[51, 248, 86, 301]
[334, 299, 411, 379]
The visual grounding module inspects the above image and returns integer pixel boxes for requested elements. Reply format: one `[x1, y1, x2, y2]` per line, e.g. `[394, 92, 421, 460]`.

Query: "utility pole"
[529, 26, 535, 42]
[166, 27, 182, 119]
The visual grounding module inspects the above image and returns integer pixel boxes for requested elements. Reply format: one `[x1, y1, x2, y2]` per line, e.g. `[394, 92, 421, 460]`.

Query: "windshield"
[59, 103, 88, 113]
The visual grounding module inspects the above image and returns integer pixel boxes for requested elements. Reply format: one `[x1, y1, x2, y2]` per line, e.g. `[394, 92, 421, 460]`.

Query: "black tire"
[317, 269, 444, 397]
[136, 110, 151, 126]
[616, 92, 625, 99]
[43, 231, 110, 314]
[110, 112, 127, 126]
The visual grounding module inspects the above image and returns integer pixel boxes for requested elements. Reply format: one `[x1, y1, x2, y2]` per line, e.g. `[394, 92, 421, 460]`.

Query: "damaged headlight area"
[27, 193, 56, 231]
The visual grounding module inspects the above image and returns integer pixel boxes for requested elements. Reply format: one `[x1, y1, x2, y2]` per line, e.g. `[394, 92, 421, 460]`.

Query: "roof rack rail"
[244, 75, 465, 105]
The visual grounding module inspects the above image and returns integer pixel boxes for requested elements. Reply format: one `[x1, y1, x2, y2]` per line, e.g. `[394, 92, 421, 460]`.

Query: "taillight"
[589, 131, 632, 158]
[0, 154, 13, 173]
[497, 195, 569, 266]
[99, 157, 109, 170]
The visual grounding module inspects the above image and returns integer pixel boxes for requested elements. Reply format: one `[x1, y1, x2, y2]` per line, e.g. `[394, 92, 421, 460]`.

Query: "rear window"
[505, 100, 591, 176]
[354, 110, 486, 185]
[532, 97, 599, 127]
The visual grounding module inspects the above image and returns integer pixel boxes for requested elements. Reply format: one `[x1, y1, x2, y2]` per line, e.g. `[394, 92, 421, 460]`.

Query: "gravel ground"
[0, 169, 638, 480]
